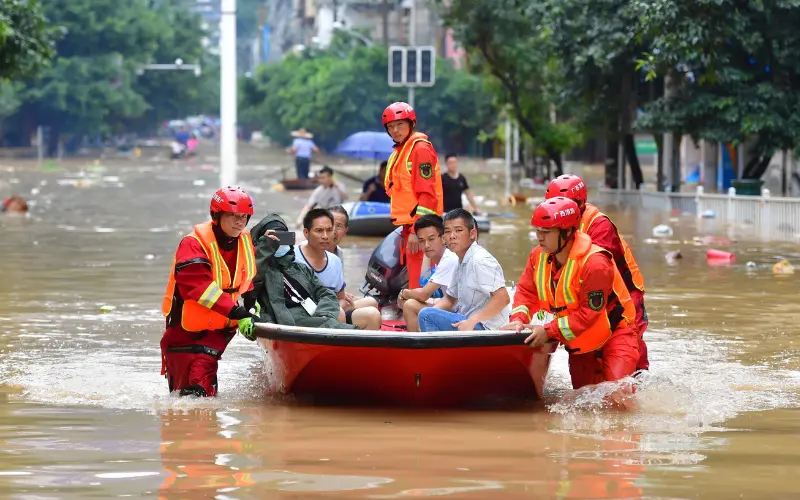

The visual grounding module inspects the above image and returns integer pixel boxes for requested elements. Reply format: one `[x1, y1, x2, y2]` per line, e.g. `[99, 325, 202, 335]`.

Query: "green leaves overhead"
[0, 0, 59, 80]
[11, 0, 218, 138]
[239, 34, 497, 152]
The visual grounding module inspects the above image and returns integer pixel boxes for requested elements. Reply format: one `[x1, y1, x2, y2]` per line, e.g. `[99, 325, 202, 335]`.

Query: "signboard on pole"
[388, 46, 436, 87]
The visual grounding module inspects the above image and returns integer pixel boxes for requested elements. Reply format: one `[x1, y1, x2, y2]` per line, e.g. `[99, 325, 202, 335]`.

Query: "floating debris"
[652, 224, 674, 237]
[772, 260, 795, 275]
[707, 248, 735, 266]
[665, 250, 683, 265]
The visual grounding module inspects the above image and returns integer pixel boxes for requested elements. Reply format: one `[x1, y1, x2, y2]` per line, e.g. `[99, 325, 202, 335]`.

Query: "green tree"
[129, 3, 219, 131]
[13, 0, 214, 150]
[542, 0, 655, 187]
[434, 0, 583, 173]
[634, 0, 800, 180]
[240, 34, 497, 153]
[0, 0, 59, 80]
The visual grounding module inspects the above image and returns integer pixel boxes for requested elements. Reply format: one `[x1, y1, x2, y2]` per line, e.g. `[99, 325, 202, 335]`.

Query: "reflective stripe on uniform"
[207, 241, 225, 285]
[511, 305, 531, 321]
[558, 315, 576, 341]
[198, 282, 223, 308]
[535, 253, 548, 303]
[416, 206, 438, 216]
[560, 258, 578, 305]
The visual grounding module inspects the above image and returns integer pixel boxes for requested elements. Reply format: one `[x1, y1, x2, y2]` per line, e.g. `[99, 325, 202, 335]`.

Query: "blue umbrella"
[333, 131, 395, 161]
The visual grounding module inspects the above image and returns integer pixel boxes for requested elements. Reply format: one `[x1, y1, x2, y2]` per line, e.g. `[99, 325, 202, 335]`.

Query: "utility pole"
[407, 0, 415, 108]
[219, 0, 238, 187]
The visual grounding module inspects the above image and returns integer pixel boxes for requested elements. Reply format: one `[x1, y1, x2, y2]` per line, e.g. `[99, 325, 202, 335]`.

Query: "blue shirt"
[294, 244, 345, 293]
[292, 138, 316, 158]
[361, 176, 390, 203]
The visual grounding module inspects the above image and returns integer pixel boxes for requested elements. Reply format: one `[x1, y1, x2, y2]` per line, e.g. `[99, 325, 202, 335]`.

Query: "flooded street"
[2, 153, 800, 499]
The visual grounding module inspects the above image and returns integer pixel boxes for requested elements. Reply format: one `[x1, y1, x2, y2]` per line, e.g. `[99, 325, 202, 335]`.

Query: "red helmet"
[382, 102, 417, 128]
[531, 197, 581, 230]
[545, 174, 588, 204]
[210, 186, 254, 217]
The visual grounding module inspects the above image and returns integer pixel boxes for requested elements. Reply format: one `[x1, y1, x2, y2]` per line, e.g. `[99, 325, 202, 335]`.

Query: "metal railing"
[596, 186, 800, 242]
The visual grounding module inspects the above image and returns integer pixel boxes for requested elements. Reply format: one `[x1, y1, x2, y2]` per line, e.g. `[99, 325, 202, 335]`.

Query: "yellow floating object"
[772, 259, 795, 275]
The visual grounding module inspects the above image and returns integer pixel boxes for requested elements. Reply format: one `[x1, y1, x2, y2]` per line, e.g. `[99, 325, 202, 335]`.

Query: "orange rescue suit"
[580, 203, 644, 292]
[511, 231, 636, 354]
[162, 222, 256, 332]
[383, 131, 443, 226]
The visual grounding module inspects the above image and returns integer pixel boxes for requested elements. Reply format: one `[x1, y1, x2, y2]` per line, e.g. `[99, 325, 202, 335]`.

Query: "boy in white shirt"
[397, 215, 458, 332]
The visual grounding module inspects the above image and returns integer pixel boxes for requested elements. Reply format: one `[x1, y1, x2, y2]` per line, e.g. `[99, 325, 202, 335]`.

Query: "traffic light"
[389, 46, 404, 86]
[419, 47, 434, 86]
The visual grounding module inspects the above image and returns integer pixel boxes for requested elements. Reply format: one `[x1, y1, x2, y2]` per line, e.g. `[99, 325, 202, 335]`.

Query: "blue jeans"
[418, 308, 485, 332]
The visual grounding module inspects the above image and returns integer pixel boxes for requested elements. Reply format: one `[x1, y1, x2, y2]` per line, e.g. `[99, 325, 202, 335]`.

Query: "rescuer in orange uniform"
[545, 174, 650, 371]
[160, 187, 260, 397]
[502, 197, 639, 389]
[382, 101, 444, 289]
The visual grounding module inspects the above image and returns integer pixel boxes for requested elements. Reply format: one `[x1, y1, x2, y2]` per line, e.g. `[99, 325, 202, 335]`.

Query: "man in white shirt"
[294, 208, 381, 330]
[295, 166, 348, 228]
[397, 215, 458, 332]
[418, 209, 510, 332]
[328, 205, 349, 263]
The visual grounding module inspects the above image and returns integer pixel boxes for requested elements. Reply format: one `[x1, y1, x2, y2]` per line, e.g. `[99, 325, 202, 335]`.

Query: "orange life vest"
[531, 232, 635, 353]
[161, 222, 256, 332]
[383, 131, 443, 225]
[581, 203, 645, 292]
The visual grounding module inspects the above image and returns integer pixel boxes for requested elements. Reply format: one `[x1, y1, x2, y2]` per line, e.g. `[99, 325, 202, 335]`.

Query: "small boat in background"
[342, 201, 491, 237]
[281, 178, 319, 191]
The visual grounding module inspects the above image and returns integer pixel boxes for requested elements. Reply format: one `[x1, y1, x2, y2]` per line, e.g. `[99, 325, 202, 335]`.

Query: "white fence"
[596, 186, 800, 242]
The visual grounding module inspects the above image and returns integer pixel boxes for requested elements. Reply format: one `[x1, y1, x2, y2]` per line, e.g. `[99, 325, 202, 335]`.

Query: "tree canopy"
[438, 0, 800, 182]
[0, 0, 59, 80]
[240, 33, 498, 153]
[4, 0, 219, 148]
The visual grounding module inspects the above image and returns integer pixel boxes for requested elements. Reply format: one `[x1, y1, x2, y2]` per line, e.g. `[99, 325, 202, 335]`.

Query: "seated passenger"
[249, 213, 356, 330]
[295, 208, 381, 330]
[328, 205, 349, 263]
[418, 209, 510, 332]
[397, 214, 458, 332]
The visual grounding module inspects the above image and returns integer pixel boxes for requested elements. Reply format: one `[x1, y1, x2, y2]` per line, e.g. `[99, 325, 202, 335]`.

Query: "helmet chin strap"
[553, 228, 574, 255]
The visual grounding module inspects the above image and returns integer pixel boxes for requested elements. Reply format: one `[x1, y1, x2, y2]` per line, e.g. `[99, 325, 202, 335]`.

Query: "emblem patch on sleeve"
[588, 290, 605, 311]
[419, 162, 433, 179]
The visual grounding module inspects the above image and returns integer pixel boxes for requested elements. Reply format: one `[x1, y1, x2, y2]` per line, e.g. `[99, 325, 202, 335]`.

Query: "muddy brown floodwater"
[1, 152, 799, 499]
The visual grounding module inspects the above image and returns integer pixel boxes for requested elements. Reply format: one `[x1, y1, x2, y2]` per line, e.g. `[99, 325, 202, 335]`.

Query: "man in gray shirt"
[418, 209, 510, 332]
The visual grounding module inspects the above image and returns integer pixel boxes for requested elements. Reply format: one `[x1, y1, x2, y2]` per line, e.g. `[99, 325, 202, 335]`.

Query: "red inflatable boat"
[255, 320, 555, 407]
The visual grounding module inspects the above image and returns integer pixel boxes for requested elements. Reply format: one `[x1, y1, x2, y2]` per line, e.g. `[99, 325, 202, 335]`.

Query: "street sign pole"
[407, 0, 415, 107]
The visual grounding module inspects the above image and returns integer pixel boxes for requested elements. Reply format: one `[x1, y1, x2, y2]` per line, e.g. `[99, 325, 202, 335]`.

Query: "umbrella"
[333, 131, 395, 161]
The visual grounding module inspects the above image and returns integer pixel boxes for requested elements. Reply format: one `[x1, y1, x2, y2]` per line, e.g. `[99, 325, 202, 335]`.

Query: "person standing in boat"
[417, 209, 510, 332]
[295, 208, 382, 330]
[442, 154, 482, 215]
[502, 197, 639, 391]
[545, 174, 650, 372]
[288, 128, 320, 180]
[381, 101, 444, 289]
[249, 213, 356, 330]
[294, 166, 348, 229]
[397, 215, 458, 332]
[160, 187, 261, 398]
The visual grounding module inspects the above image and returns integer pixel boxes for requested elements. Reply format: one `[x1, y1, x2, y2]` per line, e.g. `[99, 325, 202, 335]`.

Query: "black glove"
[228, 305, 255, 321]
